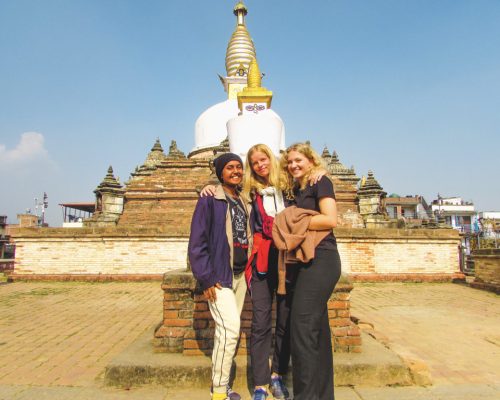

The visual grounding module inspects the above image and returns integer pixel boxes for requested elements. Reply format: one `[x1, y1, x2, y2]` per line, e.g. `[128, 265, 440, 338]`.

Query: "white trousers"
[209, 272, 247, 394]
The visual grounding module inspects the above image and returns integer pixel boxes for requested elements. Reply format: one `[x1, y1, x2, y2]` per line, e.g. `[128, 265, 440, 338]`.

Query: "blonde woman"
[241, 144, 291, 400]
[280, 143, 341, 400]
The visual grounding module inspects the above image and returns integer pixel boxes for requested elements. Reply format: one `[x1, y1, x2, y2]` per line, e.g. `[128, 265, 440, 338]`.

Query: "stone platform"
[104, 328, 416, 389]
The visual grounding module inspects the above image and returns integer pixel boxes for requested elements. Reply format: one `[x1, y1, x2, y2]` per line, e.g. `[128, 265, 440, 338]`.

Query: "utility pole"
[34, 193, 48, 226]
[42, 192, 48, 225]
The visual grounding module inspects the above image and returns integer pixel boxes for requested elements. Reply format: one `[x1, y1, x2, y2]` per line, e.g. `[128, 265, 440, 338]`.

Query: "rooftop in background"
[385, 195, 426, 206]
[479, 211, 500, 220]
[431, 197, 475, 214]
[58, 203, 95, 213]
[432, 197, 474, 206]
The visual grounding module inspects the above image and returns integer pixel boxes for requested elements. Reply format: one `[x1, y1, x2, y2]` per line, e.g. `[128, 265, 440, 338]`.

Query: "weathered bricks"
[154, 271, 362, 354]
[470, 249, 500, 294]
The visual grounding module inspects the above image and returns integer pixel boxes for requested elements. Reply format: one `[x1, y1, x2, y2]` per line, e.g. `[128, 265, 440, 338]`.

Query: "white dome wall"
[193, 99, 239, 152]
[227, 109, 285, 159]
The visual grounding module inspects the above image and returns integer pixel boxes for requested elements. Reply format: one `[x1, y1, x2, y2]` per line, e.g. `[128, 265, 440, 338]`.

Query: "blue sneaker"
[251, 388, 268, 400]
[270, 376, 290, 400]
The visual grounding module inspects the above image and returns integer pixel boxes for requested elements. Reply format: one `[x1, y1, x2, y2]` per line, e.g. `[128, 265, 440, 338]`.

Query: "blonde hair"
[280, 142, 326, 197]
[242, 144, 286, 200]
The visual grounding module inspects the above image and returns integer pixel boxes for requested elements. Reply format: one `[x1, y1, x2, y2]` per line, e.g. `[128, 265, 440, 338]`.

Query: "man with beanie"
[188, 153, 253, 400]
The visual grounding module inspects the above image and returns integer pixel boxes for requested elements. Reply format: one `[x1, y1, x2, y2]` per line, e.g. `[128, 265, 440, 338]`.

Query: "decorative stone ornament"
[85, 166, 125, 227]
[357, 170, 389, 228]
[167, 140, 186, 159]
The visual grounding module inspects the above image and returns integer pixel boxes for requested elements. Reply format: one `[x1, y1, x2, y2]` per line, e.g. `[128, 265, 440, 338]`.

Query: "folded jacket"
[272, 206, 330, 294]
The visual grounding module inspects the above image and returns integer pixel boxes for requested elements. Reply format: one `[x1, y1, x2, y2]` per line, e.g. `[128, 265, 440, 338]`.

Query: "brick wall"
[336, 228, 461, 276]
[153, 272, 361, 355]
[10, 227, 461, 278]
[10, 228, 188, 276]
[470, 249, 500, 293]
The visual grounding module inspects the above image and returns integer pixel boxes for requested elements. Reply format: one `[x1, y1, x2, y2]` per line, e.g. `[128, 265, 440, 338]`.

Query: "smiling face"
[250, 151, 271, 182]
[287, 150, 314, 182]
[221, 160, 244, 187]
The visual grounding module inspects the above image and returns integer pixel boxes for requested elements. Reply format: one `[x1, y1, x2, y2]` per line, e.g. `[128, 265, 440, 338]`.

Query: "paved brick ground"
[0, 280, 499, 399]
[350, 282, 500, 385]
[0, 281, 162, 387]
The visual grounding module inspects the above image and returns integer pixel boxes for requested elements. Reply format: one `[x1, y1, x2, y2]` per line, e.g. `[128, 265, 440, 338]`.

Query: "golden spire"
[247, 58, 261, 88]
[225, 1, 256, 77]
[237, 57, 273, 111]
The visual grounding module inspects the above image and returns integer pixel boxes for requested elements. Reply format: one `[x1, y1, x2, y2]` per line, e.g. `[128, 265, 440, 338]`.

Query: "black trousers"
[250, 248, 292, 386]
[290, 248, 341, 400]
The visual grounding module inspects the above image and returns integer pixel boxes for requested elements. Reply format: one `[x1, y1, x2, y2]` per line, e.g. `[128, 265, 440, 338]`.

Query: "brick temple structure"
[115, 140, 215, 232]
[83, 138, 364, 232]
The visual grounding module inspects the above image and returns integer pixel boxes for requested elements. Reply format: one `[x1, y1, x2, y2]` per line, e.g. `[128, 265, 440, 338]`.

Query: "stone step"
[104, 329, 418, 389]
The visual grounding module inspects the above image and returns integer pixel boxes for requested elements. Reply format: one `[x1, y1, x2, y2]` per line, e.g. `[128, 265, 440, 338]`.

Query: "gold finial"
[248, 58, 261, 88]
[225, 1, 256, 77]
[234, 1, 248, 24]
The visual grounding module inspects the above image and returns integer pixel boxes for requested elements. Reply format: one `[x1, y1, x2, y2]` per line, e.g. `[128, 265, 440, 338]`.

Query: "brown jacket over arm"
[272, 206, 331, 294]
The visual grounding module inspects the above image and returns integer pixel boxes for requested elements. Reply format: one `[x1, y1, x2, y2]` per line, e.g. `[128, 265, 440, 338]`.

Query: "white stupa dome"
[193, 99, 239, 152]
[193, 99, 285, 155]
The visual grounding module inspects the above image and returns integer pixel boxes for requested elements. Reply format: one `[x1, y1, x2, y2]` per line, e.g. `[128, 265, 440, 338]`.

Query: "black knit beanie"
[214, 153, 243, 183]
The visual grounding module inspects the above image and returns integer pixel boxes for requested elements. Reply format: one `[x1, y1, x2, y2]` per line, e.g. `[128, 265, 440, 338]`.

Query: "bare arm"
[308, 197, 338, 230]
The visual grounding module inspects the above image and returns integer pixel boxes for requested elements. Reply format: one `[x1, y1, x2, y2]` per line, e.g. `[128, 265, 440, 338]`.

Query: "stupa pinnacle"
[225, 1, 256, 78]
[191, 1, 285, 158]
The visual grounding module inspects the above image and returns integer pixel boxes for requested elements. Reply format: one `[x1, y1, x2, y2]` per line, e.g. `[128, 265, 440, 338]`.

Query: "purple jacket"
[188, 185, 253, 291]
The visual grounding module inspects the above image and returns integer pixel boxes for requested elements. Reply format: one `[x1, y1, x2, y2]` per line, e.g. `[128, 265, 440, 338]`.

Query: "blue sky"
[1, 0, 499, 226]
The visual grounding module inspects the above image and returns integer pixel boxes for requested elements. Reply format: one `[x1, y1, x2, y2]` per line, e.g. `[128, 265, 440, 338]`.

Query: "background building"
[478, 211, 500, 240]
[431, 196, 478, 234]
[385, 195, 431, 223]
[59, 203, 95, 228]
